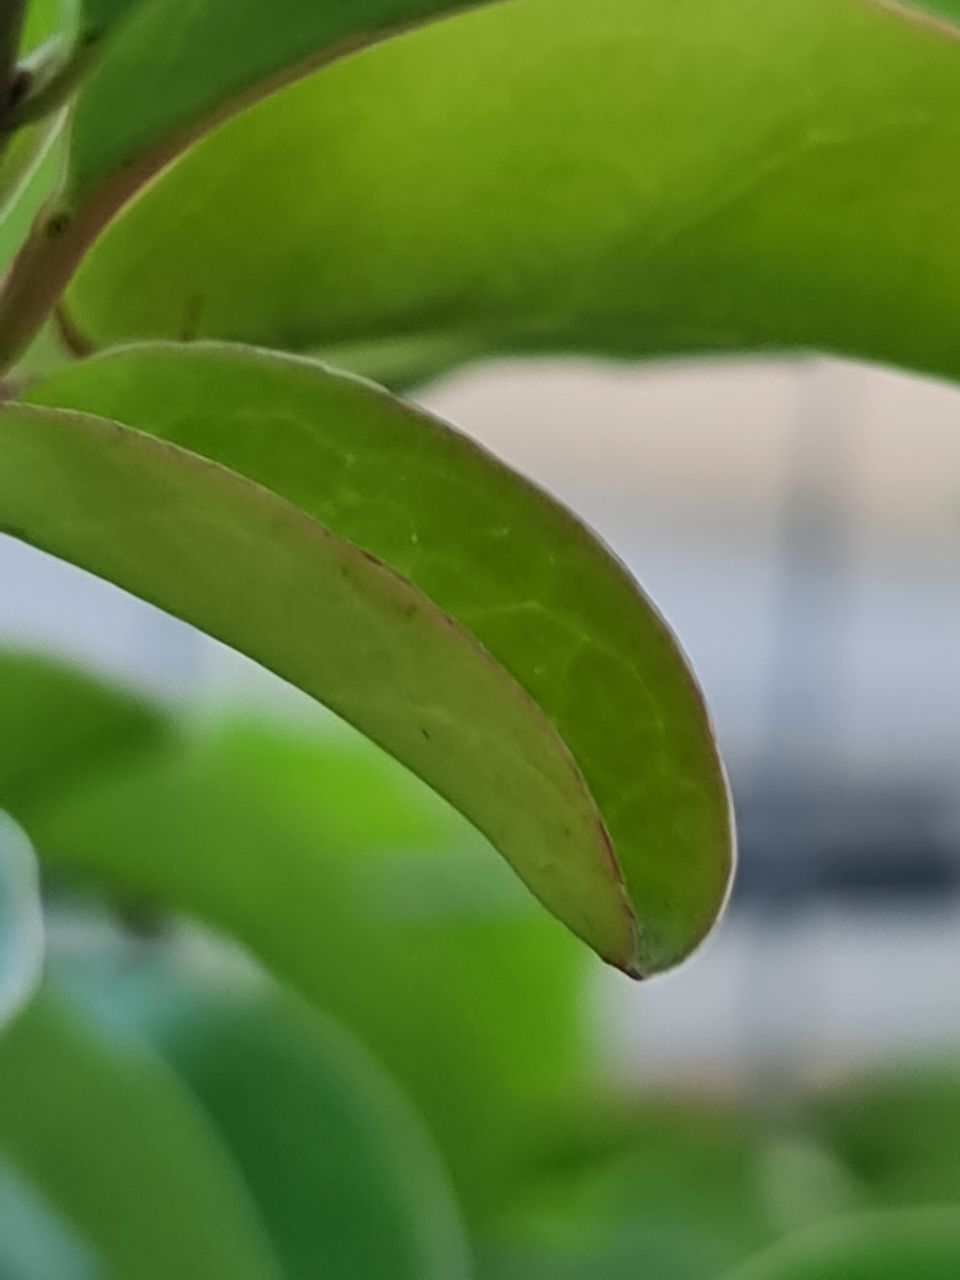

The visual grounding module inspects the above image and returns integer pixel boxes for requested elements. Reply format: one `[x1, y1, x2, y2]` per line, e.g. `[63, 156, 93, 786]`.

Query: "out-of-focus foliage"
[65, 938, 472, 1280]
[0, 649, 587, 1215]
[724, 1208, 960, 1280]
[0, 649, 169, 820]
[477, 1099, 776, 1280]
[0, 985, 282, 1280]
[815, 1061, 960, 1207]
[0, 1160, 100, 1280]
[3, 650, 960, 1276]
[0, 936, 471, 1279]
[0, 813, 43, 1029]
[30, 713, 588, 1218]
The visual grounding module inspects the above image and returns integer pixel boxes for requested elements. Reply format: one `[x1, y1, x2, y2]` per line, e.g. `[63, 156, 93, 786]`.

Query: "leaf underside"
[6, 343, 732, 974]
[59, 0, 960, 389]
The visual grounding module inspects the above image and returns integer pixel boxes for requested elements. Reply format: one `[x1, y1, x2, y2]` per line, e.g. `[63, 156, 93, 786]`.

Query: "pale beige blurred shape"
[423, 355, 960, 563]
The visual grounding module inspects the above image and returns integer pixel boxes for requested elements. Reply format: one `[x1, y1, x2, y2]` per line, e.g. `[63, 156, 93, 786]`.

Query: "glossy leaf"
[0, 648, 170, 822]
[0, 415, 623, 973]
[0, 986, 282, 1280]
[67, 0, 490, 199]
[29, 715, 587, 1216]
[67, 942, 471, 1280]
[0, 0, 497, 366]
[63, 0, 960, 387]
[724, 1209, 960, 1280]
[21, 342, 732, 973]
[0, 813, 43, 1029]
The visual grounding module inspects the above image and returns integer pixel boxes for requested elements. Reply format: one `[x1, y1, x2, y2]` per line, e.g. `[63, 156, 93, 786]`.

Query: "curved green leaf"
[62, 0, 960, 387]
[0, 648, 170, 822]
[0, 418, 633, 974]
[0, 0, 500, 367]
[21, 342, 732, 973]
[724, 1209, 960, 1280]
[68, 944, 471, 1280]
[0, 985, 282, 1280]
[0, 813, 43, 1029]
[66, 0, 490, 200]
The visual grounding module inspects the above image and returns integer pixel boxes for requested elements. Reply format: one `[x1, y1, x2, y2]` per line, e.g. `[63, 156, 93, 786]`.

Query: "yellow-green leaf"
[61, 0, 960, 387]
[13, 342, 732, 974]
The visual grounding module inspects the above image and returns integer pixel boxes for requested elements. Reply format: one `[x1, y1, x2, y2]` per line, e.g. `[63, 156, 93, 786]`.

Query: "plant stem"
[0, 0, 28, 116]
[0, 202, 82, 372]
[4, 38, 98, 133]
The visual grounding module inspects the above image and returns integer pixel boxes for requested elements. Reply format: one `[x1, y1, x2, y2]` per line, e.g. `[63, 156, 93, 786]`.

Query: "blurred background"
[3, 351, 960, 1276]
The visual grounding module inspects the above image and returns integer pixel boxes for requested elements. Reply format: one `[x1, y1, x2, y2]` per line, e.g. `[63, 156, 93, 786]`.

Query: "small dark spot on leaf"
[6, 68, 32, 110]
[46, 213, 71, 239]
[421, 727, 431, 741]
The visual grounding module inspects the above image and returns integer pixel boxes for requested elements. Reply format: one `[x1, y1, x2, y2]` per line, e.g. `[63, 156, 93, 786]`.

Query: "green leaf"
[62, 0, 960, 387]
[67, 941, 471, 1280]
[0, 985, 282, 1280]
[482, 1099, 774, 1280]
[0, 1161, 101, 1280]
[815, 1059, 960, 1206]
[20, 0, 73, 54]
[28, 715, 588, 1217]
[67, 0, 489, 199]
[18, 342, 732, 974]
[0, 648, 170, 823]
[724, 1209, 960, 1280]
[0, 0, 498, 367]
[0, 813, 43, 1029]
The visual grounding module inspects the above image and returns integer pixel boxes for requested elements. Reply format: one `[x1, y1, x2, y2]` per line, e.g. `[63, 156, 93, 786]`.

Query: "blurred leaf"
[0, 648, 169, 821]
[724, 1208, 960, 1279]
[32, 715, 588, 1218]
[0, 813, 43, 1028]
[816, 1061, 960, 1207]
[68, 942, 472, 1280]
[0, 985, 282, 1280]
[20, 0, 73, 53]
[62, 0, 960, 387]
[0, 1161, 101, 1280]
[480, 1098, 775, 1280]
[14, 342, 731, 975]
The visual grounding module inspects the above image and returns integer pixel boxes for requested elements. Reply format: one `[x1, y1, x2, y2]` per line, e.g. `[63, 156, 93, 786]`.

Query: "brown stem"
[0, 202, 90, 371]
[0, 0, 28, 120]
